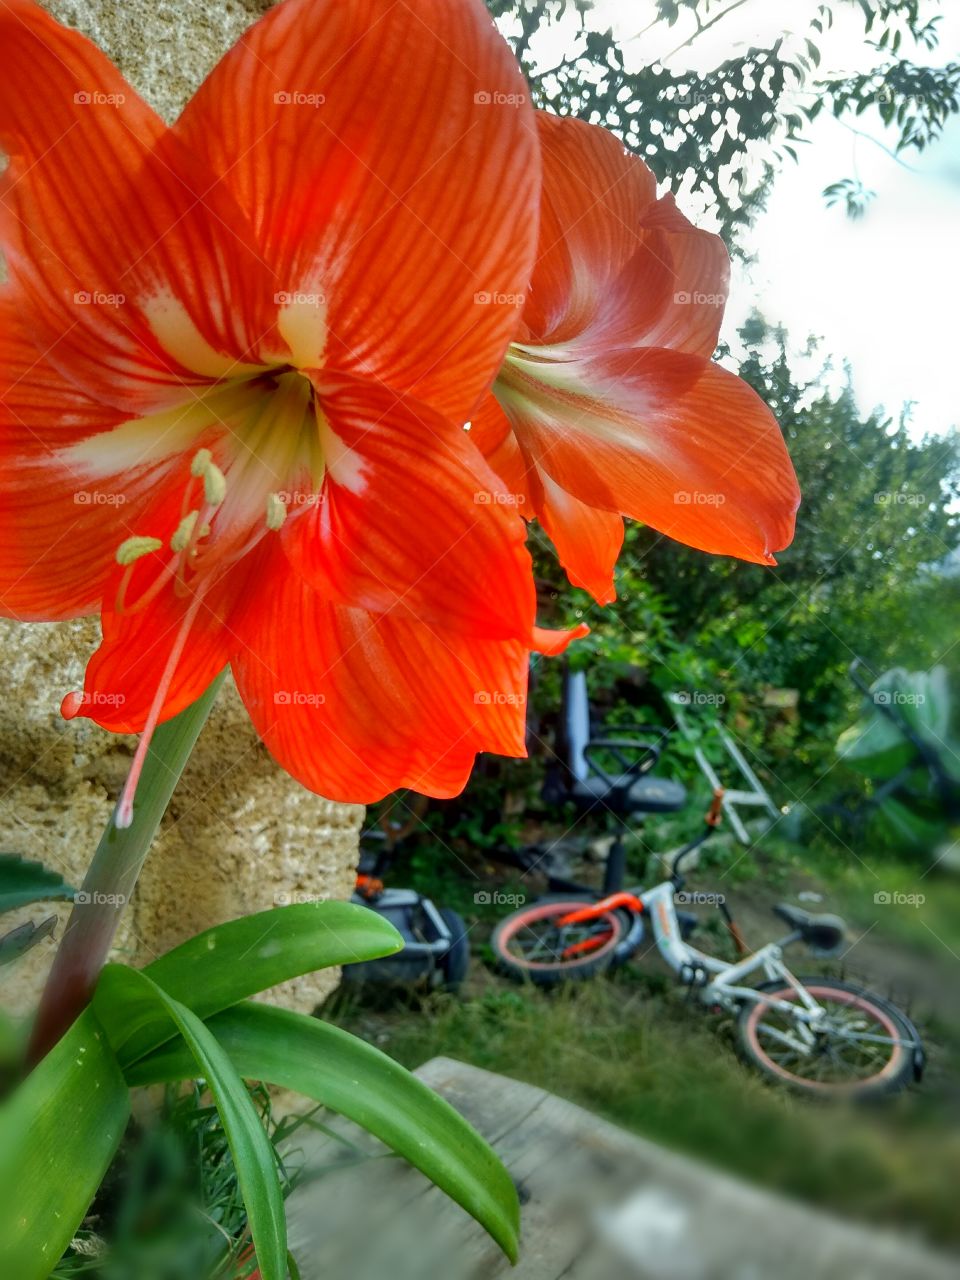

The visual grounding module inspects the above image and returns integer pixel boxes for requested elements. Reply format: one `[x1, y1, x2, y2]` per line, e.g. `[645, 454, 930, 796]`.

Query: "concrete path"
[284, 1056, 958, 1280]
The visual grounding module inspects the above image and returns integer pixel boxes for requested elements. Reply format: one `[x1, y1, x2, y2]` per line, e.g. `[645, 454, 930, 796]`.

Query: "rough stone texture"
[1, 0, 363, 1016]
[46, 0, 276, 125]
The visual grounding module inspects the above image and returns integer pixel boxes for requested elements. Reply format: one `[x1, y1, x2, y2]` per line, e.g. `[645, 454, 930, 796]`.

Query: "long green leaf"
[126, 1002, 520, 1262]
[96, 966, 287, 1280]
[0, 853, 74, 915]
[104, 902, 402, 1067]
[0, 1010, 129, 1279]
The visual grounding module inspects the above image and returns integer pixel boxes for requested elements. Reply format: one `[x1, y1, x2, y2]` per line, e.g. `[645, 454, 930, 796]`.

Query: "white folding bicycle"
[492, 791, 925, 1098]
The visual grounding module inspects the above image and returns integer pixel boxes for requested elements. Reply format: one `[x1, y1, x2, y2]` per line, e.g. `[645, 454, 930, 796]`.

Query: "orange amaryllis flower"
[471, 113, 801, 605]
[0, 0, 584, 815]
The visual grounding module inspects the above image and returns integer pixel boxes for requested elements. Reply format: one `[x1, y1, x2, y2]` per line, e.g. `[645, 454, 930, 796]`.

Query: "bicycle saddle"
[773, 903, 847, 956]
[571, 773, 687, 816]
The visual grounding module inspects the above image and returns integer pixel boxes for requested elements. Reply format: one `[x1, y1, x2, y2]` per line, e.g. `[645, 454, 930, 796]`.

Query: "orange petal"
[282, 376, 536, 640]
[537, 476, 624, 605]
[626, 193, 729, 357]
[62, 550, 236, 733]
[470, 393, 620, 602]
[497, 347, 800, 566]
[232, 561, 537, 802]
[175, 0, 539, 423]
[0, 298, 164, 619]
[467, 392, 541, 520]
[528, 114, 729, 358]
[525, 112, 657, 344]
[0, 2, 278, 413]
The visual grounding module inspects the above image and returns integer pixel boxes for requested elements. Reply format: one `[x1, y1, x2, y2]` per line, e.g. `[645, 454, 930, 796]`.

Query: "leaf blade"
[126, 1002, 520, 1262]
[0, 1011, 129, 1280]
[107, 901, 402, 1066]
[0, 853, 74, 915]
[96, 966, 288, 1280]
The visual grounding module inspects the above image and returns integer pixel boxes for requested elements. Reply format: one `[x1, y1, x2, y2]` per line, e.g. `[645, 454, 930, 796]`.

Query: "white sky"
[515, 0, 960, 439]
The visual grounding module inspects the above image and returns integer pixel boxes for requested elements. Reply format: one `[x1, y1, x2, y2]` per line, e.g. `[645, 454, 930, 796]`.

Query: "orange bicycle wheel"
[491, 897, 625, 986]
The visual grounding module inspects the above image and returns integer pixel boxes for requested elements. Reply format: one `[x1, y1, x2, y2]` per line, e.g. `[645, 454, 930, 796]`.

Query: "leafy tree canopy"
[487, 0, 960, 244]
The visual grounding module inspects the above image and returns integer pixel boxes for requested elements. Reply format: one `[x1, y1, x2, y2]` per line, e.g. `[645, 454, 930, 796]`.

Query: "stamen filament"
[115, 589, 206, 829]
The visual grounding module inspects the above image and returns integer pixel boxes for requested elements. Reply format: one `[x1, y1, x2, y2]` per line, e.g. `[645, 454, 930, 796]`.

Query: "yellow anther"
[116, 536, 163, 566]
[190, 448, 212, 478]
[170, 511, 199, 553]
[202, 461, 227, 508]
[265, 493, 288, 531]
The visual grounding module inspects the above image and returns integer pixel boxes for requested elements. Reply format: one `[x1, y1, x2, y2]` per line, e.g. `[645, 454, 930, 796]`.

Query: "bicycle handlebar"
[670, 788, 725, 882]
[706, 788, 725, 827]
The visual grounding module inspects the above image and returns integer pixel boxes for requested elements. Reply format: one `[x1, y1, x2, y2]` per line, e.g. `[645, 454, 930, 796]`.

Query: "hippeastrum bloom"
[471, 113, 801, 605]
[0, 0, 585, 814]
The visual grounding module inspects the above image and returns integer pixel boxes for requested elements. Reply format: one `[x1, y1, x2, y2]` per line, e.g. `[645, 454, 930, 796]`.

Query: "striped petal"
[175, 0, 540, 423]
[496, 347, 800, 566]
[232, 551, 584, 802]
[0, 1, 279, 415]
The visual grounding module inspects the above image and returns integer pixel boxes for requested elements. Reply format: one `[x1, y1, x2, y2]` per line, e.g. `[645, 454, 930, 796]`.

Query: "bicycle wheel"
[491, 897, 624, 986]
[737, 978, 919, 1098]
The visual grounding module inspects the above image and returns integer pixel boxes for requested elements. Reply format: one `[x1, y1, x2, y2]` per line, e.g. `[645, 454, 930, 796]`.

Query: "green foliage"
[0, 1012, 131, 1280]
[109, 900, 403, 1066]
[98, 968, 289, 1280]
[486, 0, 960, 244]
[835, 664, 959, 848]
[128, 1003, 521, 1263]
[1, 903, 521, 1277]
[0, 854, 74, 968]
[838, 667, 954, 778]
[52, 1082, 305, 1280]
[0, 854, 74, 915]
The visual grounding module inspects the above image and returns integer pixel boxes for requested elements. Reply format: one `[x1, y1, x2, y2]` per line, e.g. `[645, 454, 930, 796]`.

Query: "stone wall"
[0, 617, 362, 1016]
[0, 0, 362, 1017]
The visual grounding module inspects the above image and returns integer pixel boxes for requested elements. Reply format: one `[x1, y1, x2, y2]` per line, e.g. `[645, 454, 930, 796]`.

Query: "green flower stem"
[27, 673, 225, 1067]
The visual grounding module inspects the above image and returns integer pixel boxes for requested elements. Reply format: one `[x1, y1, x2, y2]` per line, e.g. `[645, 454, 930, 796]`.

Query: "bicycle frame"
[560, 880, 836, 1052]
